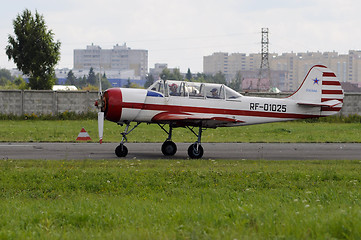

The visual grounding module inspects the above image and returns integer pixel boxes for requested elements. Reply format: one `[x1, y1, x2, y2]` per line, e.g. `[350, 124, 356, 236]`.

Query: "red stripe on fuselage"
[121, 102, 319, 119]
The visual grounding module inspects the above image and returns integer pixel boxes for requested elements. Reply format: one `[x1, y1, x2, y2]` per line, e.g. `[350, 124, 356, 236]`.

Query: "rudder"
[288, 65, 344, 116]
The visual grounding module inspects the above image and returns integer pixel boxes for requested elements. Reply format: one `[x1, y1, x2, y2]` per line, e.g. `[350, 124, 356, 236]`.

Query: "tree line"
[0, 69, 27, 90]
[0, 67, 113, 91]
[65, 67, 112, 90]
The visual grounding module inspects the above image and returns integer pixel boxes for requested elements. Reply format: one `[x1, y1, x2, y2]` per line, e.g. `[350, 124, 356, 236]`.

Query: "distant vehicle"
[95, 65, 344, 158]
[52, 85, 77, 91]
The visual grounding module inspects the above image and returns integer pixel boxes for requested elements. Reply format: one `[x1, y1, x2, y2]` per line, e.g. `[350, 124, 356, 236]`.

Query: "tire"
[115, 144, 128, 157]
[161, 141, 177, 156]
[187, 143, 204, 159]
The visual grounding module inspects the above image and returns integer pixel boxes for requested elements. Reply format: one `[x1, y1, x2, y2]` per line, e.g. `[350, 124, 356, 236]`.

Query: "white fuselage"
[117, 88, 322, 128]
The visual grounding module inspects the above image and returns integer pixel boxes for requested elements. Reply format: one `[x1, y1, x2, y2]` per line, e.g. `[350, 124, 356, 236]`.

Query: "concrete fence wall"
[0, 90, 98, 115]
[0, 90, 360, 116]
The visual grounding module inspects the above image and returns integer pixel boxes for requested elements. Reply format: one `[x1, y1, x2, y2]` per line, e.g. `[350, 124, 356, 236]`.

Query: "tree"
[213, 71, 226, 84]
[87, 67, 96, 85]
[228, 71, 242, 92]
[79, 76, 87, 89]
[65, 70, 76, 85]
[97, 73, 112, 90]
[171, 68, 183, 81]
[125, 79, 131, 88]
[160, 68, 183, 81]
[0, 69, 14, 82]
[186, 68, 192, 80]
[0, 69, 12, 86]
[160, 68, 171, 80]
[5, 9, 61, 90]
[144, 74, 154, 88]
[14, 76, 27, 90]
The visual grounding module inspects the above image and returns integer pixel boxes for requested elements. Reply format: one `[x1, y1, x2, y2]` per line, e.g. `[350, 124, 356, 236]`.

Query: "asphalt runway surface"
[0, 142, 360, 160]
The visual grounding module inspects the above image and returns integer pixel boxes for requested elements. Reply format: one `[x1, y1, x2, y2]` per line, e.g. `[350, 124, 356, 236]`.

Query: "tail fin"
[288, 65, 344, 116]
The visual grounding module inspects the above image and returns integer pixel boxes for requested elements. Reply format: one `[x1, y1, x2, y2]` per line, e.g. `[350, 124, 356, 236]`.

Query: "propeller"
[98, 111, 104, 144]
[97, 70, 104, 144]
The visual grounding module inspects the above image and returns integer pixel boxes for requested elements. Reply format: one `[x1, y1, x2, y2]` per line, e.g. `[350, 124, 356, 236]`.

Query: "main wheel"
[187, 143, 204, 159]
[161, 141, 177, 156]
[115, 144, 128, 157]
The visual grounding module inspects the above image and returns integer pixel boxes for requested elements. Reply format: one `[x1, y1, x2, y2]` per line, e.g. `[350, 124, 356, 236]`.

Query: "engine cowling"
[103, 88, 123, 123]
[102, 88, 148, 123]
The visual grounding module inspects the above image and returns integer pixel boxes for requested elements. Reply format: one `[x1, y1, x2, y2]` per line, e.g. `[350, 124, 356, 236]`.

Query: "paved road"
[0, 142, 360, 160]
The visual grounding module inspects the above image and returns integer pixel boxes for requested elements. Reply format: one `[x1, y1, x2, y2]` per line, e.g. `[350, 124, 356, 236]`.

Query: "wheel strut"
[186, 123, 204, 159]
[158, 123, 177, 156]
[115, 122, 141, 158]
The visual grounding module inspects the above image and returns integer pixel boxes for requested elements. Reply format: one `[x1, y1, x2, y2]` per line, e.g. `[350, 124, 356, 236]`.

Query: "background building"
[203, 50, 361, 92]
[73, 43, 148, 80]
[203, 52, 229, 76]
[149, 63, 181, 80]
[149, 63, 168, 79]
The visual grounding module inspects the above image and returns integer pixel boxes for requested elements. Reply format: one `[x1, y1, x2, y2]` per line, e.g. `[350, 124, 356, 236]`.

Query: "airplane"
[95, 65, 344, 159]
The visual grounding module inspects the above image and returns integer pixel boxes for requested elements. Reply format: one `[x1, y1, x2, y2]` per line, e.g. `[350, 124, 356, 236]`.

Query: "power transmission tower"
[257, 27, 271, 91]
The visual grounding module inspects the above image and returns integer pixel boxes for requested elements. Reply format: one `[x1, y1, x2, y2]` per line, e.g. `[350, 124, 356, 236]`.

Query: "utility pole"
[257, 27, 271, 91]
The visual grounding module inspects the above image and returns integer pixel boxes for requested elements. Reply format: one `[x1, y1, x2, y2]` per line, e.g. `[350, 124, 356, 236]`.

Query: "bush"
[302, 114, 361, 123]
[0, 111, 97, 120]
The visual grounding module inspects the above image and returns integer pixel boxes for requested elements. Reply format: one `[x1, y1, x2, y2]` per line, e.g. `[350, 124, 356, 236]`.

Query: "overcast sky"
[1, 0, 360, 73]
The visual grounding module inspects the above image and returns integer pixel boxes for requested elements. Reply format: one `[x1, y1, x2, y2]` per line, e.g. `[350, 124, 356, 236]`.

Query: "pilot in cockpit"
[210, 88, 220, 99]
[169, 83, 180, 96]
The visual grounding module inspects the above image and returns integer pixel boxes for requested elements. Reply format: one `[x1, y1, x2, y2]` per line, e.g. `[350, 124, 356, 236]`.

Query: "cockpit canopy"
[148, 80, 242, 100]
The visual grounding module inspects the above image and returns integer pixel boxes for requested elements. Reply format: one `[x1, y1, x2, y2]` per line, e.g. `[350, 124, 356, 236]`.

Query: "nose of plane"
[103, 88, 123, 123]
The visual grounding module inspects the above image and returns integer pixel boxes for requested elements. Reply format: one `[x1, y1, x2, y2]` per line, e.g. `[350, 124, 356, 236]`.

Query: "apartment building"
[203, 52, 229, 75]
[73, 43, 148, 79]
[204, 50, 361, 91]
[348, 50, 361, 83]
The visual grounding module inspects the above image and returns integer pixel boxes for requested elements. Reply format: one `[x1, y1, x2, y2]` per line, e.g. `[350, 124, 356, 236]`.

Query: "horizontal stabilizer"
[297, 99, 342, 108]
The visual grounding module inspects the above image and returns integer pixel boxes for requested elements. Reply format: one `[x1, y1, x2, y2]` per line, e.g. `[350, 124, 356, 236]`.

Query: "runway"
[1, 142, 360, 160]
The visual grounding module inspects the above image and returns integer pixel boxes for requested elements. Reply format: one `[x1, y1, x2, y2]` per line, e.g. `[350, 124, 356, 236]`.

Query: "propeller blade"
[98, 69, 102, 97]
[98, 112, 104, 144]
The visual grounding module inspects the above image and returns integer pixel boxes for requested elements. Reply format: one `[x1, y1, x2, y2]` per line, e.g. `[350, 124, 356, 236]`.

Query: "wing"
[151, 112, 244, 128]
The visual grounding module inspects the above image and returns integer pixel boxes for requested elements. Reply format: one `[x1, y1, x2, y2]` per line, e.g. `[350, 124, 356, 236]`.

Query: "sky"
[1, 0, 361, 73]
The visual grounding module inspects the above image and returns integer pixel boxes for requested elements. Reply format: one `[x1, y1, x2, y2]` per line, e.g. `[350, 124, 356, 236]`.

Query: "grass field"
[0, 159, 361, 239]
[1, 120, 361, 143]
[1, 120, 360, 238]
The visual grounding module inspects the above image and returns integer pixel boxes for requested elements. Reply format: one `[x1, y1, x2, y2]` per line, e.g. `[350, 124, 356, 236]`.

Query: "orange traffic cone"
[76, 127, 92, 141]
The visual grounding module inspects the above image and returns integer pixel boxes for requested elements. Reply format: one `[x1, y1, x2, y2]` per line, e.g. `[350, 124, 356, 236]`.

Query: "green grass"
[0, 120, 361, 143]
[0, 159, 361, 239]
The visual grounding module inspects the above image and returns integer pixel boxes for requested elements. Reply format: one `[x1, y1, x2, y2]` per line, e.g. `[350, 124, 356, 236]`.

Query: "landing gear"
[158, 124, 177, 156]
[115, 144, 128, 157]
[161, 141, 177, 156]
[186, 124, 204, 159]
[158, 123, 205, 158]
[115, 121, 205, 159]
[188, 143, 204, 159]
[115, 122, 141, 158]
